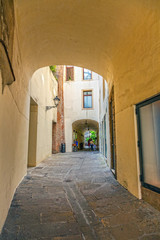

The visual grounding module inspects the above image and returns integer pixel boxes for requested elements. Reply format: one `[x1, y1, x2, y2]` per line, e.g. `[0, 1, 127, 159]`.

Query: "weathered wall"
[52, 65, 65, 153]
[64, 66, 99, 152]
[113, 2, 160, 198]
[0, 0, 29, 231]
[0, 2, 58, 229]
[30, 67, 58, 165]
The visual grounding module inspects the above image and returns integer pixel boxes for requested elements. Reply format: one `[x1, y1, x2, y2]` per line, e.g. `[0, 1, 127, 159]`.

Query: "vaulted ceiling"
[14, 0, 158, 82]
[72, 119, 99, 133]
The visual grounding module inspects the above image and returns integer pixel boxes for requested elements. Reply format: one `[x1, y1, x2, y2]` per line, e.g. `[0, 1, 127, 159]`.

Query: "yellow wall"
[113, 3, 160, 197]
[0, 19, 29, 230]
[30, 67, 58, 165]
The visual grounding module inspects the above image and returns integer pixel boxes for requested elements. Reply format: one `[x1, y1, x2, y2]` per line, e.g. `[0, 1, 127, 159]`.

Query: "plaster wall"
[113, 3, 160, 198]
[30, 67, 58, 165]
[0, 2, 30, 229]
[64, 66, 99, 152]
[0, 65, 57, 231]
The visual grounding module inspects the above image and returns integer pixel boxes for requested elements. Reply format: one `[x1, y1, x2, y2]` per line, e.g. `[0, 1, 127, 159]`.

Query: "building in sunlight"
[63, 66, 100, 152]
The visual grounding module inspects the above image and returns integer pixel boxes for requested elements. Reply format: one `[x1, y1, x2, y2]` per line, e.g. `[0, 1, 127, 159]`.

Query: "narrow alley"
[1, 152, 160, 240]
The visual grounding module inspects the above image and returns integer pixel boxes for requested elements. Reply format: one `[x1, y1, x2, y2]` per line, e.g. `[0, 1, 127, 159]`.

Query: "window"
[136, 94, 160, 193]
[66, 66, 74, 81]
[103, 78, 105, 100]
[83, 91, 92, 108]
[83, 68, 92, 80]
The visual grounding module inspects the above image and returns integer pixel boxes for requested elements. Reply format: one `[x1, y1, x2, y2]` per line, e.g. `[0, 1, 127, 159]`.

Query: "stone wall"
[52, 66, 65, 153]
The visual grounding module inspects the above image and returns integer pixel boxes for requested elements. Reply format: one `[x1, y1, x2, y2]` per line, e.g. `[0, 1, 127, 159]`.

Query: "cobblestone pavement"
[0, 152, 160, 240]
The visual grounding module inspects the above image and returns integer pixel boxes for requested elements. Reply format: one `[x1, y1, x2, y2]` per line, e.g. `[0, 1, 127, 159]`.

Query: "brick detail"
[52, 66, 65, 153]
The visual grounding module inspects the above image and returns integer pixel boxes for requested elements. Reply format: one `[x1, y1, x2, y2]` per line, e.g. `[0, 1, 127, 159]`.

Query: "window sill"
[82, 107, 94, 110]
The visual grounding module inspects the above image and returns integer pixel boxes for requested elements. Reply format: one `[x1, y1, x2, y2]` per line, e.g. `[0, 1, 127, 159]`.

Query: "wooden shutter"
[66, 67, 74, 81]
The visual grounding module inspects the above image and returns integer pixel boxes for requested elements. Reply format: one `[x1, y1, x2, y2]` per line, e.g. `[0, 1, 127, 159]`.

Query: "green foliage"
[50, 65, 56, 73]
[50, 65, 58, 81]
[90, 130, 97, 143]
[85, 131, 97, 143]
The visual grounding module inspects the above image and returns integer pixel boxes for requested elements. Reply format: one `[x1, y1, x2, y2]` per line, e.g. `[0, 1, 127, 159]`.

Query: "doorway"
[104, 114, 107, 158]
[109, 87, 116, 177]
[28, 98, 38, 167]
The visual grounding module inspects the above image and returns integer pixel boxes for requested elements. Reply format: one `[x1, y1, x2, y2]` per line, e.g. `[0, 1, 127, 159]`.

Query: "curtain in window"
[140, 100, 160, 188]
[84, 95, 92, 108]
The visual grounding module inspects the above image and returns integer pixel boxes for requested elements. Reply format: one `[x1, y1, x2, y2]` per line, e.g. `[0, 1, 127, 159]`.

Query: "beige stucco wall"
[113, 3, 160, 198]
[64, 66, 99, 152]
[30, 67, 57, 165]
[0, 20, 30, 231]
[0, 64, 57, 231]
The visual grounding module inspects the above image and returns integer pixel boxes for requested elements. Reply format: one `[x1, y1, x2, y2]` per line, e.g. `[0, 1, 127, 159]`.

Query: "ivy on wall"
[50, 65, 58, 81]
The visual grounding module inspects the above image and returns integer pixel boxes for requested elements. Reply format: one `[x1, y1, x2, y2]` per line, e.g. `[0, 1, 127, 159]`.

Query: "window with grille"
[83, 68, 92, 80]
[66, 66, 74, 81]
[83, 91, 92, 108]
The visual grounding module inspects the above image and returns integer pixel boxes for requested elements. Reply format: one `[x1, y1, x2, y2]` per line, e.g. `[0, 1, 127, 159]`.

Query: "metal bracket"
[46, 106, 57, 111]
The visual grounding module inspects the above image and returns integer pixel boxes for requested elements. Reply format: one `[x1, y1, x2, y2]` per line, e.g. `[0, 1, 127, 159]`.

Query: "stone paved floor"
[0, 152, 160, 240]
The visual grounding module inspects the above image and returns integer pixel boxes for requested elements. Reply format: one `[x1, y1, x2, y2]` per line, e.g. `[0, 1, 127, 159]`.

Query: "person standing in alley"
[90, 140, 94, 151]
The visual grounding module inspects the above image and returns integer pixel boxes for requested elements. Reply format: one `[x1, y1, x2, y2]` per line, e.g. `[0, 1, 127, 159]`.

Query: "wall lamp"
[46, 96, 60, 111]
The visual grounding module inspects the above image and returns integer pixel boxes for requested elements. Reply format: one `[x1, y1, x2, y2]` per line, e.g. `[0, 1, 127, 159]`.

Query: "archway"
[72, 119, 99, 151]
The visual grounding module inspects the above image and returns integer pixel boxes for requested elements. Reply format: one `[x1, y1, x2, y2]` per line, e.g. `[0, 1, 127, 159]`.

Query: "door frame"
[109, 86, 117, 178]
[136, 94, 160, 194]
[28, 98, 38, 167]
[104, 114, 107, 158]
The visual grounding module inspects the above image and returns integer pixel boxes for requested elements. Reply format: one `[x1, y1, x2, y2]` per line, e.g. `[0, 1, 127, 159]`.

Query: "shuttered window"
[66, 66, 74, 81]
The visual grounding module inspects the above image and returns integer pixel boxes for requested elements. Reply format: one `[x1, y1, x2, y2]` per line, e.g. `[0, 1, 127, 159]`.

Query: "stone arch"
[70, 119, 99, 152]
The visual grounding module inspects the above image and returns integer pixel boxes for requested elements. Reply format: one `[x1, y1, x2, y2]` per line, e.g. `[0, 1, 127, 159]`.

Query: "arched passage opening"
[72, 119, 99, 151]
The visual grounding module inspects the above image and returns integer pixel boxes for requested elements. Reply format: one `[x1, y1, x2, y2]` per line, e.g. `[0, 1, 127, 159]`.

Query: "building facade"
[63, 66, 100, 152]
